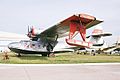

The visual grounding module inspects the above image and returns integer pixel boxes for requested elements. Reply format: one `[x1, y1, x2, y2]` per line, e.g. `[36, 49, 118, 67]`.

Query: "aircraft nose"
[8, 42, 20, 48]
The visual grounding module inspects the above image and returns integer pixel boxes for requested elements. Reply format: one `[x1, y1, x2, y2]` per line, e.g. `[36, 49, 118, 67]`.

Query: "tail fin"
[92, 26, 103, 36]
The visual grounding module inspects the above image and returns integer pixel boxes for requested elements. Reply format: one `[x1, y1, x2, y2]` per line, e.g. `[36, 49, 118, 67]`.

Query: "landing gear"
[17, 53, 21, 57]
[46, 43, 55, 57]
[42, 54, 48, 57]
[91, 50, 96, 56]
[41, 53, 55, 57]
[48, 53, 55, 57]
[77, 52, 80, 54]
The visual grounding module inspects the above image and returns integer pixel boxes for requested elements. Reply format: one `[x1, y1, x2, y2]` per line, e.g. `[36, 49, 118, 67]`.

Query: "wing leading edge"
[38, 14, 103, 40]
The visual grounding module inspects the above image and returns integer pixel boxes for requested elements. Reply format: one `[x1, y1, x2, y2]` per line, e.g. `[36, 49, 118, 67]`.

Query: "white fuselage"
[85, 35, 108, 52]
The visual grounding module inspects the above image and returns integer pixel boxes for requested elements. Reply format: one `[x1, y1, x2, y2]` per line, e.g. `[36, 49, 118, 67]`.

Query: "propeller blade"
[28, 26, 30, 33]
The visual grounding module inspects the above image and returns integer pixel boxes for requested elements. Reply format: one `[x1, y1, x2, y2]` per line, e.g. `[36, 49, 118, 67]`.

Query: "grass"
[0, 52, 120, 64]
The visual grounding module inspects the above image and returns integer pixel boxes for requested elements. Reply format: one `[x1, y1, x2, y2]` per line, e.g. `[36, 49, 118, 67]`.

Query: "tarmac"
[0, 63, 120, 80]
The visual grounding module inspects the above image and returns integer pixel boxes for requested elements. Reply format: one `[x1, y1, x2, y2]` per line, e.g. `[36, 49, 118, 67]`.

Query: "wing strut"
[66, 18, 92, 48]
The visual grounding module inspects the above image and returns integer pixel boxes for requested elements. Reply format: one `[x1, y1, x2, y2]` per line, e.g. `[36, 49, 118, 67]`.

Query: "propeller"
[28, 26, 30, 34]
[27, 26, 32, 38]
[27, 26, 36, 38]
[31, 26, 35, 36]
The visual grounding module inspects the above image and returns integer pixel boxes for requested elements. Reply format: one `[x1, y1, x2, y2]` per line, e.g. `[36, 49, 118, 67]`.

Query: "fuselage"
[8, 40, 48, 53]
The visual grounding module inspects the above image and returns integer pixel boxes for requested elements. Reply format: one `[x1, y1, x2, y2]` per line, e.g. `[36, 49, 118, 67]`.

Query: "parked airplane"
[8, 13, 103, 57]
[102, 37, 120, 54]
[84, 26, 112, 54]
[87, 26, 111, 48]
[0, 31, 29, 52]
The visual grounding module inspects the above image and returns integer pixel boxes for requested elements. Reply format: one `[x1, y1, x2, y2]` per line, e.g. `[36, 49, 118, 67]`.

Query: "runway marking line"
[0, 63, 120, 66]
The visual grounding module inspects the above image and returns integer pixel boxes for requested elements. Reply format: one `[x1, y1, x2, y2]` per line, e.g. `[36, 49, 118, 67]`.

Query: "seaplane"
[8, 13, 103, 57]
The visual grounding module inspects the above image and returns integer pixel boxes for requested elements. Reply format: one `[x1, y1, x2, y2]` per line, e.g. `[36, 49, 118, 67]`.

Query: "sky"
[0, 0, 120, 45]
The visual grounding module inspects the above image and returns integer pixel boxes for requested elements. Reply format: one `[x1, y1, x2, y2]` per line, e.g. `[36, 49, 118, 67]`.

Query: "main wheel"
[48, 53, 55, 57]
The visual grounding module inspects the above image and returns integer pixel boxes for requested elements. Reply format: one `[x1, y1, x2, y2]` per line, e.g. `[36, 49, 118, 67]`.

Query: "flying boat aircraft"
[8, 13, 103, 57]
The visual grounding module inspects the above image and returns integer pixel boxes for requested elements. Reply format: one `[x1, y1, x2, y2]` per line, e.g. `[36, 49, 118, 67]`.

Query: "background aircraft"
[84, 26, 112, 54]
[102, 37, 120, 54]
[8, 13, 103, 57]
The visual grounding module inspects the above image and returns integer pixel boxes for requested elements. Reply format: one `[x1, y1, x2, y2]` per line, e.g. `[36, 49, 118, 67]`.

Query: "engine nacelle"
[27, 27, 42, 38]
[32, 28, 41, 36]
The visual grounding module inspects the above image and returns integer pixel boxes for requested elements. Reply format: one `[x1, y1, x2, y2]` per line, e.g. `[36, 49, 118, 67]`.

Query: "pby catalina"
[8, 13, 103, 57]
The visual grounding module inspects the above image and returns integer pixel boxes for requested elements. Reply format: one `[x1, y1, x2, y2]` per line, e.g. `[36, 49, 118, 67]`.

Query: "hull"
[9, 47, 49, 54]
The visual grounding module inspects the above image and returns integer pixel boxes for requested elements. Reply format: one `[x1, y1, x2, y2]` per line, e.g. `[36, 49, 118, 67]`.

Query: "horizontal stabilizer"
[92, 32, 112, 37]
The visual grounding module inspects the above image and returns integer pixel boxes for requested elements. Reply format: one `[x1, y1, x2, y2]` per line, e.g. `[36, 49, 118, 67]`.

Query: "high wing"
[38, 14, 103, 40]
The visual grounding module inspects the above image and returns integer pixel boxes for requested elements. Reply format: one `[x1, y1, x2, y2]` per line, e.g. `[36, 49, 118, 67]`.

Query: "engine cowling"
[27, 27, 42, 38]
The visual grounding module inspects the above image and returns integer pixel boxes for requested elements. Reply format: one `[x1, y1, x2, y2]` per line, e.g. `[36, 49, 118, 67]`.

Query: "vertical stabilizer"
[92, 26, 103, 36]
